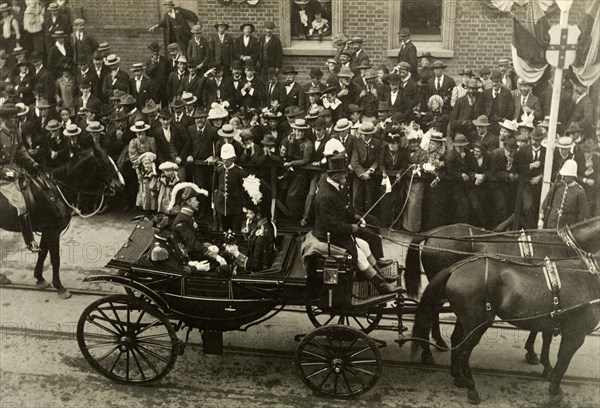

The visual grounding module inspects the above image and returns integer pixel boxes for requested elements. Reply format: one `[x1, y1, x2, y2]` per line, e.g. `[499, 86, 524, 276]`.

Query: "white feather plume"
[167, 182, 208, 211]
[242, 175, 262, 206]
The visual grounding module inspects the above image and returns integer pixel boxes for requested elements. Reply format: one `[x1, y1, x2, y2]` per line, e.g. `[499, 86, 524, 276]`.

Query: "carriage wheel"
[296, 325, 381, 399]
[77, 294, 179, 385]
[305, 305, 383, 334]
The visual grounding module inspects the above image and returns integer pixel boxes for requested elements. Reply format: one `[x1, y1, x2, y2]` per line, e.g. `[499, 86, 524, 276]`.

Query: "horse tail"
[411, 266, 453, 353]
[404, 235, 427, 299]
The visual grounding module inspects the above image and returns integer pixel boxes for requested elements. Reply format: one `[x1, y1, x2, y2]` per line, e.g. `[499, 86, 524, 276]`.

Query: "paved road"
[1, 213, 599, 407]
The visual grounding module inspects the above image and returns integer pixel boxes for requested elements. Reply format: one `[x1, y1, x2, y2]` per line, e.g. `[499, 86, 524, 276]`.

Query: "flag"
[572, 0, 600, 86]
[510, 0, 552, 83]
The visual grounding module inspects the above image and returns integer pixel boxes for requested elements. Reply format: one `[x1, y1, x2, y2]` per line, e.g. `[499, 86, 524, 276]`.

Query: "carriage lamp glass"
[323, 261, 339, 285]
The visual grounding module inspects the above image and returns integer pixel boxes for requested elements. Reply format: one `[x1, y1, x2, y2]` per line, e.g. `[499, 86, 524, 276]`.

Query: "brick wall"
[67, 0, 591, 82]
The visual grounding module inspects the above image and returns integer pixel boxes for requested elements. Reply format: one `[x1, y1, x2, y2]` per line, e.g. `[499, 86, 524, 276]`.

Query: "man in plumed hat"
[0, 103, 42, 252]
[312, 154, 399, 294]
[149, 0, 199, 57]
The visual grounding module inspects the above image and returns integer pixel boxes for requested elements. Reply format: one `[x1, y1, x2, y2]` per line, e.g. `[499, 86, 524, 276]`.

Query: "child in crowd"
[136, 151, 158, 212]
[157, 161, 180, 214]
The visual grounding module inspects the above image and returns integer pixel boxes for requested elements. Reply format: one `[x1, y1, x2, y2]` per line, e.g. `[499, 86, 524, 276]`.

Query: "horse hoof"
[434, 338, 449, 351]
[57, 289, 72, 300]
[36, 279, 51, 290]
[542, 366, 553, 380]
[421, 353, 435, 365]
[454, 377, 468, 389]
[467, 390, 481, 405]
[525, 351, 540, 365]
[0, 274, 11, 285]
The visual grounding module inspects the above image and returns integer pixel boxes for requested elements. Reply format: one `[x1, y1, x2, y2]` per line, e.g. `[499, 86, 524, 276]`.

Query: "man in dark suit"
[233, 23, 260, 66]
[129, 63, 158, 110]
[516, 127, 546, 228]
[47, 31, 73, 74]
[91, 51, 110, 103]
[313, 154, 397, 294]
[12, 61, 35, 106]
[75, 57, 98, 95]
[210, 22, 234, 71]
[149, 0, 199, 56]
[102, 54, 129, 100]
[449, 79, 484, 141]
[396, 61, 420, 118]
[178, 59, 204, 102]
[186, 24, 211, 76]
[43, 2, 69, 57]
[202, 64, 234, 107]
[239, 60, 265, 110]
[483, 70, 515, 134]
[351, 122, 382, 213]
[397, 28, 418, 79]
[567, 82, 595, 141]
[278, 65, 304, 111]
[426, 60, 455, 111]
[146, 42, 170, 107]
[264, 67, 284, 109]
[166, 56, 188, 103]
[512, 77, 542, 122]
[258, 21, 283, 78]
[471, 115, 499, 152]
[349, 37, 370, 75]
[224, 59, 246, 109]
[153, 108, 191, 180]
[186, 109, 217, 189]
[489, 137, 519, 227]
[70, 18, 98, 65]
[73, 79, 101, 113]
[30, 51, 55, 103]
[333, 67, 358, 111]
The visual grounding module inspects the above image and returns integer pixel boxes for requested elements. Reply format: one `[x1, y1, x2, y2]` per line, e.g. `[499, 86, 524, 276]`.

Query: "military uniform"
[214, 162, 247, 231]
[172, 207, 214, 260]
[541, 180, 588, 229]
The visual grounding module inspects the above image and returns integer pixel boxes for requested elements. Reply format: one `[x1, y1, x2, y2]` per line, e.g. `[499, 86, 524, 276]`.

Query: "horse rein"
[558, 225, 599, 274]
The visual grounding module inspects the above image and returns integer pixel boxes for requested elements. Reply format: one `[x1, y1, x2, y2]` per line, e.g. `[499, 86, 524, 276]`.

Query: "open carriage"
[76, 218, 419, 398]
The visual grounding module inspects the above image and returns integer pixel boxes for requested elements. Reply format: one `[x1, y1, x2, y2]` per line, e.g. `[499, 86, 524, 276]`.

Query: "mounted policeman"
[0, 103, 41, 252]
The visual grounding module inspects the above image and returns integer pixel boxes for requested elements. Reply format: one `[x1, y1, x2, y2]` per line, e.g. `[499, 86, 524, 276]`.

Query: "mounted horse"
[411, 223, 600, 404]
[0, 142, 124, 298]
[403, 218, 598, 367]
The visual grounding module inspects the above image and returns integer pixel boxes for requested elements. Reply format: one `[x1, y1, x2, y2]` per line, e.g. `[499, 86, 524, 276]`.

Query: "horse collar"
[558, 226, 599, 274]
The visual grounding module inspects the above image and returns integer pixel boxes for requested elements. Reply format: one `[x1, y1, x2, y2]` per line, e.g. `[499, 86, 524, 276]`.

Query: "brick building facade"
[69, 0, 587, 81]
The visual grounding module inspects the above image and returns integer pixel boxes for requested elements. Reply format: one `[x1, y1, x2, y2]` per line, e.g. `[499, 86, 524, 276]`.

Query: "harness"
[542, 257, 563, 335]
[558, 225, 599, 274]
[517, 229, 534, 258]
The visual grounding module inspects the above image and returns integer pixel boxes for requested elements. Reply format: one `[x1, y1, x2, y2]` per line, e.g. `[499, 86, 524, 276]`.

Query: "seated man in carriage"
[311, 154, 400, 294]
[168, 182, 232, 276]
[0, 103, 41, 252]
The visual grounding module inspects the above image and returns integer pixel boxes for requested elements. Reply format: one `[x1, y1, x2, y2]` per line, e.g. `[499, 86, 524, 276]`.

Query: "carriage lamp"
[323, 259, 339, 285]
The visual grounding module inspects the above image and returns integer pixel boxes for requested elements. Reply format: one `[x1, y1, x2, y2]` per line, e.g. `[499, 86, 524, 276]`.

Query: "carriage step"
[351, 293, 397, 307]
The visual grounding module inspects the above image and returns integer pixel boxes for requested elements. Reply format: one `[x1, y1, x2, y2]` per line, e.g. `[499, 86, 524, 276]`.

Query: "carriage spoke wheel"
[305, 305, 383, 334]
[296, 325, 381, 399]
[77, 294, 179, 384]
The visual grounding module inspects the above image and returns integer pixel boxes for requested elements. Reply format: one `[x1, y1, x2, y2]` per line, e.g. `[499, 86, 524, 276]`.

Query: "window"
[388, 0, 456, 57]
[280, 0, 343, 56]
[290, 0, 332, 41]
[401, 0, 443, 37]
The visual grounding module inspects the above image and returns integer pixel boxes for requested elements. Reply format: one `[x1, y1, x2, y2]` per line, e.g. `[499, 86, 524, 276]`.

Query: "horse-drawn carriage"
[76, 218, 415, 398]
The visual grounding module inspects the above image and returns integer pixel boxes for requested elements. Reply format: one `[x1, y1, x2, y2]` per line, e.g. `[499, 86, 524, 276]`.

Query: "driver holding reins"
[0, 103, 41, 252]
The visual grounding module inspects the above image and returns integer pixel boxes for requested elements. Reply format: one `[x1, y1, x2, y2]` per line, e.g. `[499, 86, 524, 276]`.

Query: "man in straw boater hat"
[0, 103, 42, 252]
[311, 153, 400, 294]
[168, 182, 231, 275]
[350, 122, 381, 213]
[540, 159, 588, 229]
[102, 54, 130, 101]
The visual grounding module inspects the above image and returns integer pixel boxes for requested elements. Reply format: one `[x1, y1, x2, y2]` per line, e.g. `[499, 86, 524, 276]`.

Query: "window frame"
[280, 0, 343, 56]
[387, 0, 456, 58]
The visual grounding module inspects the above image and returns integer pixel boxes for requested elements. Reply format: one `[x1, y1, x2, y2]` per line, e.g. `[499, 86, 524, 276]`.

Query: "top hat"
[326, 154, 348, 174]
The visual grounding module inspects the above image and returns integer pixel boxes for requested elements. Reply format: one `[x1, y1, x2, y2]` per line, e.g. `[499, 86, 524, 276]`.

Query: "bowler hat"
[504, 137, 519, 151]
[244, 59, 257, 70]
[388, 73, 401, 84]
[453, 134, 469, 147]
[281, 66, 298, 75]
[264, 21, 275, 29]
[148, 42, 161, 52]
[313, 117, 326, 129]
[430, 60, 447, 69]
[530, 127, 546, 140]
[398, 27, 411, 37]
[490, 70, 503, 81]
[158, 108, 172, 119]
[309, 67, 323, 78]
[472, 115, 490, 127]
[231, 59, 243, 70]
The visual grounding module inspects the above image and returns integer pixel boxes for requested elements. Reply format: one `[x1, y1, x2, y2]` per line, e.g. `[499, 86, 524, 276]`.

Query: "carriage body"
[78, 217, 406, 397]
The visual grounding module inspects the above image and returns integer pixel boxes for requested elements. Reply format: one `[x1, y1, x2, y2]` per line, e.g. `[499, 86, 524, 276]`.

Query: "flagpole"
[538, 1, 572, 229]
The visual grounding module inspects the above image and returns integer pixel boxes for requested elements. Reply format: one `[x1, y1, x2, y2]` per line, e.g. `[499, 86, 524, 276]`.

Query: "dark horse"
[411, 221, 600, 404]
[0, 147, 124, 298]
[403, 220, 591, 367]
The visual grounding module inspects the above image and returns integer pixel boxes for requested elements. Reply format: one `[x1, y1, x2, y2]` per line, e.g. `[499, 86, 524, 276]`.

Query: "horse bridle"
[558, 225, 599, 274]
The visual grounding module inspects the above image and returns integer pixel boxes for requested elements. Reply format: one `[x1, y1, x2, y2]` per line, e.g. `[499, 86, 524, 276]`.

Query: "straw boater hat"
[15, 102, 29, 117]
[105, 54, 121, 66]
[181, 91, 197, 105]
[45, 119, 62, 131]
[130, 120, 151, 133]
[429, 130, 445, 143]
[556, 136, 574, 149]
[291, 118, 310, 130]
[86, 121, 105, 133]
[358, 122, 377, 135]
[64, 124, 82, 137]
[334, 118, 352, 132]
[559, 159, 578, 178]
[167, 182, 208, 211]
[217, 124, 235, 138]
